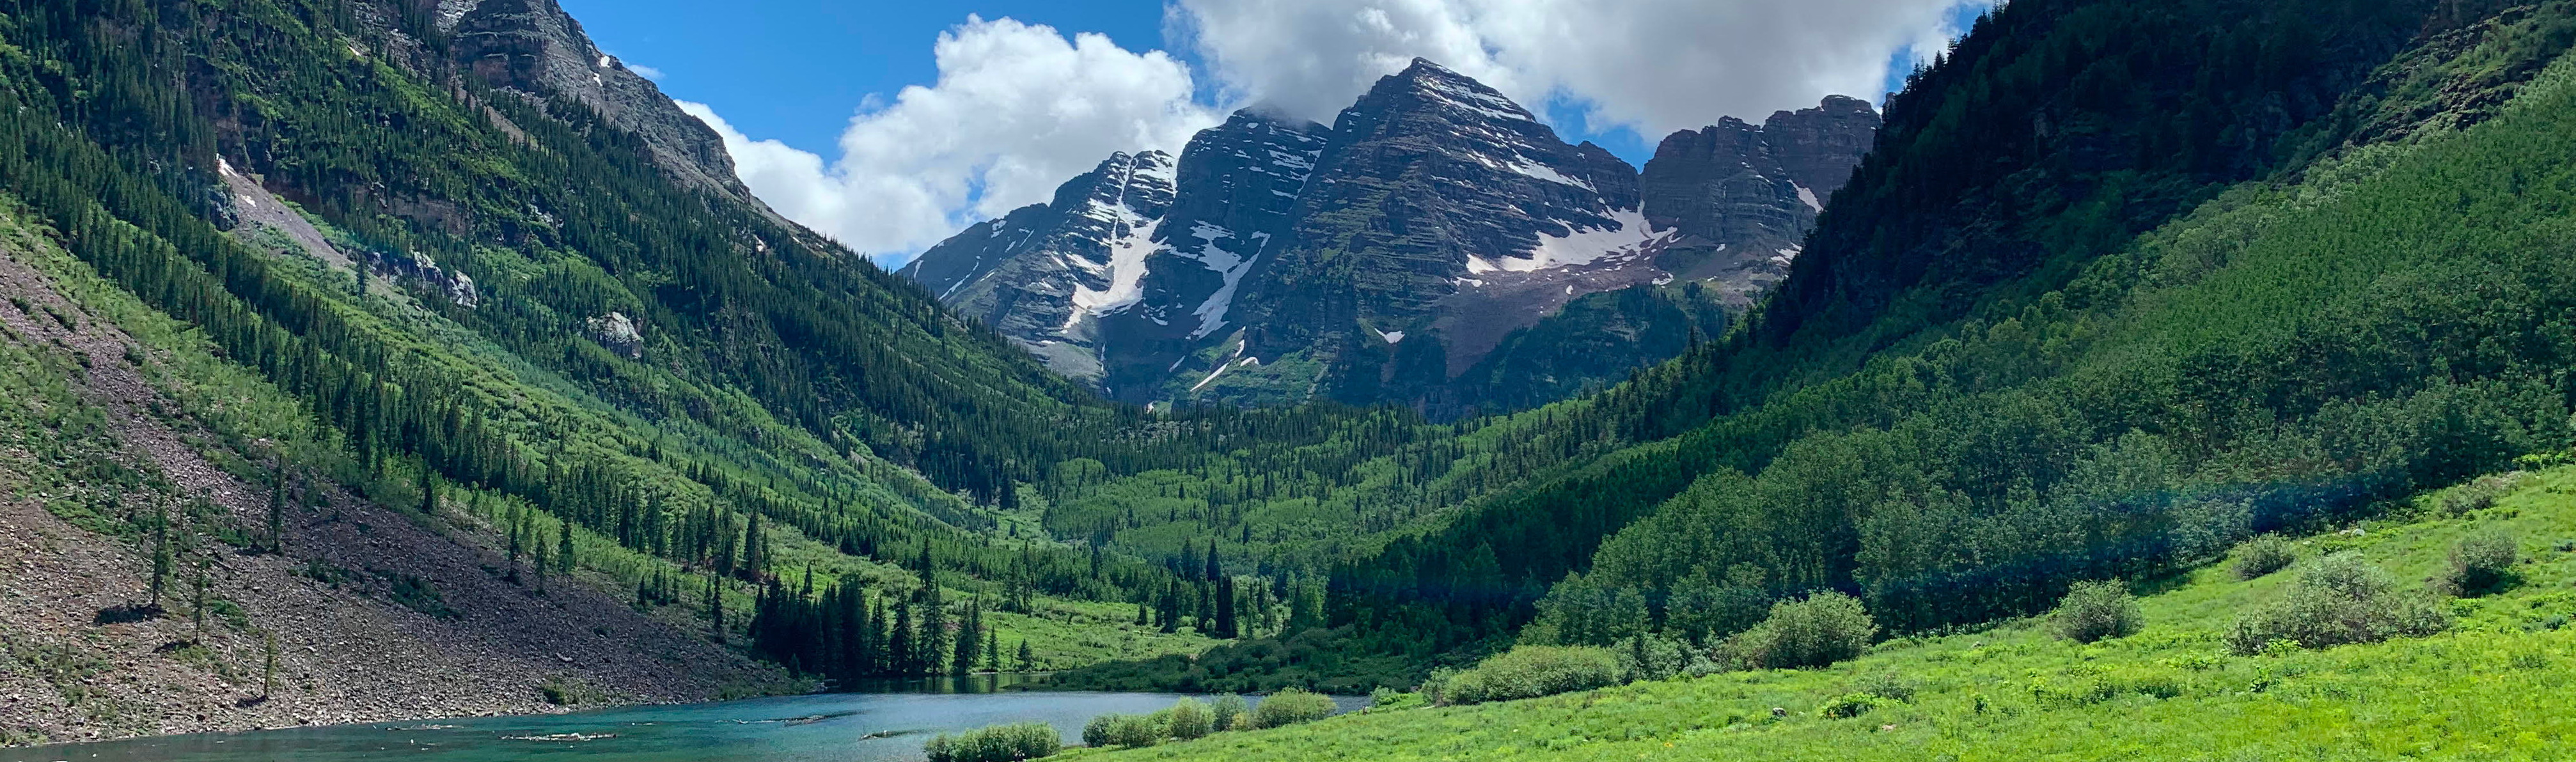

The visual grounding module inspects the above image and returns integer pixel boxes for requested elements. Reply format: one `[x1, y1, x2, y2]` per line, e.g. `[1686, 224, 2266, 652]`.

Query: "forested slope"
[0, 0, 1247, 732]
[1327, 0, 2576, 662]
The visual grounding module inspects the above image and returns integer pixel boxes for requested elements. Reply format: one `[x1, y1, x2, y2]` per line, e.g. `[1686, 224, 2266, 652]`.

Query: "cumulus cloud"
[687, 15, 1218, 261]
[1172, 0, 1990, 137]
[691, 3, 1984, 263]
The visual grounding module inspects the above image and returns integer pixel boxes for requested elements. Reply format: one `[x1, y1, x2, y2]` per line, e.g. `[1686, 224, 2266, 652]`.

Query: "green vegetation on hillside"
[1307, 0, 2576, 669]
[1064, 463, 2576, 760]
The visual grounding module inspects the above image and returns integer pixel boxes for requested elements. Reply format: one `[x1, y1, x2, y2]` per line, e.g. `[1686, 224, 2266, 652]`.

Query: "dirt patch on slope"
[0, 232, 781, 746]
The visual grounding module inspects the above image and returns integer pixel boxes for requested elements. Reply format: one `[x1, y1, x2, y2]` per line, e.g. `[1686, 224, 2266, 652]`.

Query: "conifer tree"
[416, 467, 436, 515]
[888, 598, 915, 673]
[149, 501, 173, 608]
[919, 584, 950, 675]
[557, 518, 576, 576]
[985, 629, 1000, 674]
[708, 575, 726, 643]
[261, 632, 279, 699]
[1016, 639, 1034, 672]
[951, 600, 982, 674]
[534, 536, 551, 594]
[740, 513, 766, 581]
[191, 558, 211, 635]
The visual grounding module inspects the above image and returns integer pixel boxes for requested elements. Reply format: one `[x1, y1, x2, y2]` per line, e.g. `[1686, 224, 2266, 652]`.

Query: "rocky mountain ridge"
[903, 60, 1880, 411]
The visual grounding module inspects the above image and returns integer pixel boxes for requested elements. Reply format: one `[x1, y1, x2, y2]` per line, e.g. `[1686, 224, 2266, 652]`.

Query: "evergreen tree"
[417, 467, 437, 515]
[533, 536, 551, 594]
[951, 600, 982, 674]
[918, 584, 950, 674]
[148, 501, 172, 609]
[557, 518, 576, 576]
[708, 575, 726, 643]
[985, 629, 1001, 674]
[740, 513, 766, 582]
[1016, 639, 1035, 672]
[261, 632, 279, 699]
[191, 558, 211, 635]
[889, 598, 915, 674]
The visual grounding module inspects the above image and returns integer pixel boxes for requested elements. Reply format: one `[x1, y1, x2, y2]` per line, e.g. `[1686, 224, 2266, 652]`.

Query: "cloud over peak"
[687, 1, 1988, 265]
[691, 15, 1217, 261]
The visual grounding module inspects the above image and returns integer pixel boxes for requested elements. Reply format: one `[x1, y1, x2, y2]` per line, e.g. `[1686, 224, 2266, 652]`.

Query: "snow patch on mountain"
[1191, 231, 1270, 339]
[1507, 159, 1596, 191]
[1480, 209, 1672, 273]
[1065, 217, 1162, 327]
[1796, 184, 1823, 212]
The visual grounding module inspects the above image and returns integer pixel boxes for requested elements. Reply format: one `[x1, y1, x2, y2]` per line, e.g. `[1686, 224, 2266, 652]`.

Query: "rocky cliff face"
[902, 151, 1181, 382]
[1640, 95, 1880, 306]
[441, 0, 753, 203]
[906, 61, 1878, 411]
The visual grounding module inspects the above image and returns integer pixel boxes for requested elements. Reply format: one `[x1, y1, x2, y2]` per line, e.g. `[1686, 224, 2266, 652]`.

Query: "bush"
[1368, 687, 1425, 710]
[925, 722, 1061, 762]
[1250, 688, 1338, 728]
[1433, 646, 1624, 705]
[2231, 536, 2297, 580]
[1165, 697, 1213, 740]
[1081, 713, 1165, 748]
[1209, 694, 1248, 731]
[2226, 553, 2449, 655]
[1816, 692, 1893, 719]
[1618, 633, 1715, 681]
[1723, 591, 1878, 670]
[2444, 531, 2519, 596]
[2050, 579, 2144, 643]
[1107, 714, 1165, 747]
[1079, 715, 1112, 748]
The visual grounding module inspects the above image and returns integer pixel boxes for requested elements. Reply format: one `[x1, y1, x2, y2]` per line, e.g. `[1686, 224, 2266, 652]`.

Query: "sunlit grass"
[1070, 467, 2576, 761]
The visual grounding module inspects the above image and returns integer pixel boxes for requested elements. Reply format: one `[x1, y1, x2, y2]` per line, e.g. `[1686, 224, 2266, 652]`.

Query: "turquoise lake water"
[5, 687, 1362, 762]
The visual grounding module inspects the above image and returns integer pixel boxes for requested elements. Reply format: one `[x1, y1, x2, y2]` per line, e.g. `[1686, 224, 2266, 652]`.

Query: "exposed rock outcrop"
[904, 60, 1879, 412]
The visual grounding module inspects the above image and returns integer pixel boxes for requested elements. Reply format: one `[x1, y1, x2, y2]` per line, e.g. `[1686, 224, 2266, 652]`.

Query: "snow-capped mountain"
[901, 59, 1879, 410]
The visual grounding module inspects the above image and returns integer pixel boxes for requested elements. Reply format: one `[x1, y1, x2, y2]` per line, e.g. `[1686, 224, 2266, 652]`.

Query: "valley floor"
[1069, 468, 2576, 761]
[0, 212, 785, 746]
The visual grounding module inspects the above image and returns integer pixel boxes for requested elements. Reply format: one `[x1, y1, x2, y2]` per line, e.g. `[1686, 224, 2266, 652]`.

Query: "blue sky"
[566, 0, 1991, 261]
[562, 1, 1182, 162]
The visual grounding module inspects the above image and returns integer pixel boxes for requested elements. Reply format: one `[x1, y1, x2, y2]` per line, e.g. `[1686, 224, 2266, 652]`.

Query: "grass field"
[1067, 466, 2576, 761]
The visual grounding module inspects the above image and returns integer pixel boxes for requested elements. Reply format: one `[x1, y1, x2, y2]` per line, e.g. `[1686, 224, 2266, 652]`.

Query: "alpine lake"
[6, 677, 1365, 762]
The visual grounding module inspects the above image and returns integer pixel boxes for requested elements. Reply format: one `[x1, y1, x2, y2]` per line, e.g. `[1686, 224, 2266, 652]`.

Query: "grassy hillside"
[1069, 464, 2576, 760]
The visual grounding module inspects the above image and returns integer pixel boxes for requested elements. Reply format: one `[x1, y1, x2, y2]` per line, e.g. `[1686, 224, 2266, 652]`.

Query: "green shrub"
[1250, 688, 1338, 727]
[2231, 536, 2297, 580]
[1368, 687, 1425, 710]
[2050, 580, 2144, 643]
[1165, 697, 1213, 740]
[925, 722, 1060, 762]
[2226, 553, 2448, 655]
[1079, 715, 1112, 748]
[1082, 713, 1165, 748]
[2444, 531, 2519, 596]
[1618, 633, 1714, 681]
[1816, 693, 1892, 719]
[1106, 714, 1165, 747]
[1434, 645, 1624, 705]
[1209, 693, 1248, 731]
[1723, 591, 1878, 670]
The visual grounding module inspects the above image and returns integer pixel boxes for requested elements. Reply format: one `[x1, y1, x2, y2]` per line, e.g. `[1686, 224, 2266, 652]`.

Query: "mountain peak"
[1359, 58, 1534, 125]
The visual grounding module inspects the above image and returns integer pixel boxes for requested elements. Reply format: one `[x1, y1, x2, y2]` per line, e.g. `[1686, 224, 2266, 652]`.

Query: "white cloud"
[687, 15, 1218, 263]
[1171, 0, 1990, 137]
[625, 62, 665, 80]
[689, 3, 1983, 265]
